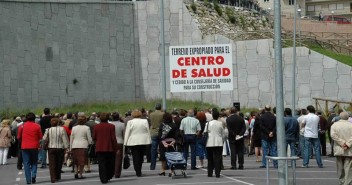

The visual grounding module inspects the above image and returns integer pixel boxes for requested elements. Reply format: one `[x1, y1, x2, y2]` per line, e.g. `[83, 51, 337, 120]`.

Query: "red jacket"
[17, 121, 42, 149]
[93, 122, 117, 152]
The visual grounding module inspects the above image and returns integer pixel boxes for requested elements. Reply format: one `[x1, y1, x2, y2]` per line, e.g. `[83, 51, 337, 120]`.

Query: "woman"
[70, 114, 92, 179]
[124, 109, 151, 177]
[195, 111, 207, 168]
[204, 108, 224, 178]
[252, 113, 263, 162]
[43, 118, 69, 183]
[158, 112, 177, 176]
[0, 119, 12, 165]
[93, 112, 118, 183]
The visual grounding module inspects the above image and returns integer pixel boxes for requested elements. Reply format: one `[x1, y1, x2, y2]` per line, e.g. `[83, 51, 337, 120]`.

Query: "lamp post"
[331, 10, 334, 23]
[298, 8, 301, 46]
[160, 0, 167, 110]
[267, 8, 271, 24]
[292, 0, 298, 116]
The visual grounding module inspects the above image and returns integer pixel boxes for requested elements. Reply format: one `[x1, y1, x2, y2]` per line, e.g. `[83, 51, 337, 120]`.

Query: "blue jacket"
[284, 116, 299, 142]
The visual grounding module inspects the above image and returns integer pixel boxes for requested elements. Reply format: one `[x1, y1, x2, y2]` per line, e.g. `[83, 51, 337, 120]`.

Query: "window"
[289, 0, 295, 6]
[329, 4, 336, 10]
[264, 0, 269, 2]
[307, 5, 315, 12]
[315, 5, 322, 11]
[336, 3, 343, 10]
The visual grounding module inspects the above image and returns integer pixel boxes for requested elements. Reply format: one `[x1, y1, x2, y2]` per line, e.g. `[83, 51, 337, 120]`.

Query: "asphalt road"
[1, 152, 339, 185]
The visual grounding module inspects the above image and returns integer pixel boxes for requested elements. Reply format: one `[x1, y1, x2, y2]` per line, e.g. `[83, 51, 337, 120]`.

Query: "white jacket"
[331, 119, 352, 157]
[124, 118, 151, 146]
[205, 120, 225, 147]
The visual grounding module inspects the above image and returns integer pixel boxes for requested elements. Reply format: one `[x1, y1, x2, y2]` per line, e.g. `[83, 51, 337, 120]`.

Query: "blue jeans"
[196, 137, 206, 160]
[261, 139, 278, 167]
[303, 137, 323, 167]
[22, 149, 39, 184]
[40, 148, 47, 167]
[183, 134, 197, 169]
[298, 135, 305, 156]
[150, 136, 159, 170]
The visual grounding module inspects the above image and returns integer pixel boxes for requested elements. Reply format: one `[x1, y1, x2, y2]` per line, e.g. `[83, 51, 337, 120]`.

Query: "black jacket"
[259, 112, 276, 141]
[226, 114, 246, 143]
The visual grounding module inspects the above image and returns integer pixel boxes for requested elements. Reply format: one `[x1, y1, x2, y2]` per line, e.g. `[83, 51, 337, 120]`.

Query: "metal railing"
[265, 156, 300, 185]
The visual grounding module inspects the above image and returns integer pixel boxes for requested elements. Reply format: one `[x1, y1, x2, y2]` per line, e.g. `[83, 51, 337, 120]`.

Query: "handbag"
[123, 155, 130, 169]
[43, 128, 50, 150]
[66, 153, 73, 167]
[88, 144, 96, 158]
[202, 122, 209, 145]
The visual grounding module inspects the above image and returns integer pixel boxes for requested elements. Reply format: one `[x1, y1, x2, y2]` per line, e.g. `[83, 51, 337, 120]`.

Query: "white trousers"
[0, 147, 9, 165]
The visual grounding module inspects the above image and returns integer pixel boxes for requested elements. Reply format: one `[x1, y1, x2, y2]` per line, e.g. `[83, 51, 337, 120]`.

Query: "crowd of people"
[0, 104, 351, 184]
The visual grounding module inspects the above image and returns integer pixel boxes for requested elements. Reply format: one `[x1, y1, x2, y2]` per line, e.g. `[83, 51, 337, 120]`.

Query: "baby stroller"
[165, 152, 187, 178]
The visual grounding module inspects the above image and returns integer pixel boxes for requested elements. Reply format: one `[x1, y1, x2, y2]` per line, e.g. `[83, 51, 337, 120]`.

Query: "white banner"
[169, 44, 233, 92]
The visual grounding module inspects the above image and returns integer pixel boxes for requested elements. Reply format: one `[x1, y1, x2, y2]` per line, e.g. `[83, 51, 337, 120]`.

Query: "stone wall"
[0, 0, 138, 109]
[136, 0, 352, 109]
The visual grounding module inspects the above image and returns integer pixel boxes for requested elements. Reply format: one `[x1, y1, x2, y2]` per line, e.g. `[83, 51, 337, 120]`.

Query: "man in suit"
[226, 107, 246, 170]
[331, 112, 352, 185]
[93, 112, 118, 184]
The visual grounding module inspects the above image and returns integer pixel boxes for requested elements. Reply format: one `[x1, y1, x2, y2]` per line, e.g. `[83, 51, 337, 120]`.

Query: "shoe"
[238, 166, 244, 170]
[318, 165, 323, 168]
[85, 170, 91, 173]
[158, 172, 166, 176]
[74, 174, 79, 179]
[301, 165, 308, 168]
[168, 173, 172, 177]
[32, 177, 36, 184]
[41, 165, 46, 169]
[115, 175, 120, 178]
[207, 174, 213, 177]
[191, 167, 199, 170]
[78, 176, 86, 179]
[61, 170, 65, 173]
[196, 165, 204, 168]
[259, 166, 266, 168]
[230, 167, 237, 170]
[216, 175, 220, 178]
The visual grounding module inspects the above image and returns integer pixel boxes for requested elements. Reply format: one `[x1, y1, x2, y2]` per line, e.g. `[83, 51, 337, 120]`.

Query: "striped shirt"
[180, 116, 201, 135]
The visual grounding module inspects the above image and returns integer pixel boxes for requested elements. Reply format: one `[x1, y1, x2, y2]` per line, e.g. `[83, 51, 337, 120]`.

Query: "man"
[331, 112, 352, 185]
[259, 105, 278, 168]
[302, 105, 323, 168]
[110, 112, 125, 178]
[93, 112, 118, 184]
[284, 108, 299, 158]
[317, 111, 328, 156]
[226, 107, 246, 169]
[39, 108, 53, 168]
[297, 109, 307, 157]
[18, 112, 43, 184]
[149, 103, 164, 170]
[180, 109, 201, 170]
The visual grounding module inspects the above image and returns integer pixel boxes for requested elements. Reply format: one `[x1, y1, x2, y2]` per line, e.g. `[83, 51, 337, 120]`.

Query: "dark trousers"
[48, 148, 64, 182]
[130, 145, 146, 177]
[114, 144, 123, 178]
[229, 140, 244, 168]
[17, 149, 23, 170]
[206, 146, 223, 177]
[183, 134, 197, 169]
[97, 152, 115, 183]
[319, 133, 327, 156]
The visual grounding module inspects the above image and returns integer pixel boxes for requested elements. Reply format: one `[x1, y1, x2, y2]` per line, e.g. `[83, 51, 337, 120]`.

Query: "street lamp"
[297, 8, 301, 46]
[331, 10, 334, 23]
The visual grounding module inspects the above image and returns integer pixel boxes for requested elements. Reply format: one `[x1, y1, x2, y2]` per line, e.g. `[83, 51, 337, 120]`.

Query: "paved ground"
[1, 153, 339, 185]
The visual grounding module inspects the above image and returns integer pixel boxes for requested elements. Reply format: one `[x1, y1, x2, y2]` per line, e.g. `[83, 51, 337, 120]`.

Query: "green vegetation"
[309, 43, 352, 66]
[191, 3, 197, 13]
[282, 40, 352, 67]
[228, 15, 237, 24]
[0, 99, 218, 119]
[239, 16, 246, 29]
[204, 0, 212, 8]
[213, 2, 222, 17]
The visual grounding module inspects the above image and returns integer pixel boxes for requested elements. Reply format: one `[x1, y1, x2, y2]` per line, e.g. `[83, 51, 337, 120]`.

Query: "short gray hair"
[339, 112, 349, 120]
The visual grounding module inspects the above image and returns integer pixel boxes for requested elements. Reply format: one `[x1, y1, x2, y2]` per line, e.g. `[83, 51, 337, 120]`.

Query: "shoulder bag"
[202, 122, 209, 145]
[43, 128, 50, 150]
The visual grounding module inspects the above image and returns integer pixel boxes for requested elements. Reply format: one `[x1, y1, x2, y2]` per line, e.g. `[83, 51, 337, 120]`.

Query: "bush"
[214, 2, 222, 17]
[191, 3, 197, 13]
[228, 15, 237, 24]
[239, 16, 246, 28]
[225, 7, 234, 17]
